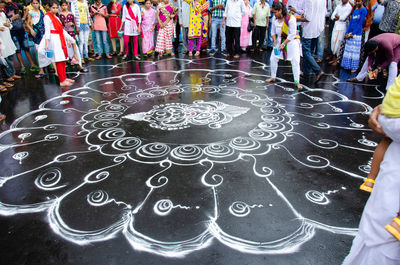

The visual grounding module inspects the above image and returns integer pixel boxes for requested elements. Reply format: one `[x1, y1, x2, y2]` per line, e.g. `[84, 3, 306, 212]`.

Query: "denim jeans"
[302, 37, 322, 76]
[181, 27, 189, 52]
[95, 30, 110, 56]
[210, 17, 226, 51]
[79, 25, 90, 58]
[316, 29, 325, 59]
[266, 17, 272, 47]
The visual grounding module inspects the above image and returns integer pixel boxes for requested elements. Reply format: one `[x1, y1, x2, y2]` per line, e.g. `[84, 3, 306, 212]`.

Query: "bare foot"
[295, 83, 303, 90]
[265, 78, 276, 83]
[0, 114, 6, 122]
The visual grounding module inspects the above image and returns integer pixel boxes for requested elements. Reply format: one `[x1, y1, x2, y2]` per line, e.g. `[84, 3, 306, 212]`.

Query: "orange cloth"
[364, 0, 377, 30]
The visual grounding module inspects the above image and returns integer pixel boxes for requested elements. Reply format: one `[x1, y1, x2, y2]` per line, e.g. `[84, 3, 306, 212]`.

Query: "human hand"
[0, 27, 5, 32]
[368, 104, 385, 135]
[67, 40, 72, 48]
[30, 29, 37, 36]
[279, 43, 285, 51]
[4, 22, 10, 27]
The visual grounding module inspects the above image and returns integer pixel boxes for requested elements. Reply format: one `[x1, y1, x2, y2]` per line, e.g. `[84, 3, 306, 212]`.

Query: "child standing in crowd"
[240, 0, 251, 51]
[341, 0, 367, 72]
[72, 0, 94, 64]
[185, 0, 204, 57]
[26, 0, 46, 79]
[329, 0, 352, 66]
[91, 0, 111, 60]
[266, 1, 302, 90]
[155, 0, 177, 56]
[107, 0, 124, 56]
[0, 0, 18, 87]
[40, 0, 78, 87]
[120, 0, 142, 60]
[59, 0, 78, 40]
[4, 0, 38, 73]
[141, 0, 156, 56]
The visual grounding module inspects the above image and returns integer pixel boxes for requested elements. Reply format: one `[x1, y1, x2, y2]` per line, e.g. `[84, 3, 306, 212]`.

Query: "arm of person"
[280, 16, 296, 50]
[368, 104, 385, 135]
[296, 0, 311, 22]
[119, 5, 126, 30]
[44, 15, 51, 50]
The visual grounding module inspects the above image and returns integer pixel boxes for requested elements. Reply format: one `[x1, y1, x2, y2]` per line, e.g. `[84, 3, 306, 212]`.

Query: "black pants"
[252, 26, 266, 50]
[173, 17, 181, 51]
[226, 26, 240, 55]
[325, 19, 335, 58]
[368, 23, 384, 40]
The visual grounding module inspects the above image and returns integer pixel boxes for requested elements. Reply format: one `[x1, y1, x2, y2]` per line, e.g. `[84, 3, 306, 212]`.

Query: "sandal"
[265, 78, 276, 83]
[188, 52, 193, 57]
[117, 52, 124, 56]
[360, 178, 375, 193]
[122, 54, 128, 60]
[5, 77, 14, 82]
[385, 217, 400, 241]
[35, 73, 46, 79]
[12, 75, 21, 79]
[3, 82, 14, 88]
[95, 55, 102, 60]
[0, 86, 7, 92]
[79, 67, 89, 73]
[194, 51, 200, 57]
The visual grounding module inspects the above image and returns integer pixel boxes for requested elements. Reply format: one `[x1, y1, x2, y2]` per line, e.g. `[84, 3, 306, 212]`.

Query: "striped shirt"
[210, 0, 226, 18]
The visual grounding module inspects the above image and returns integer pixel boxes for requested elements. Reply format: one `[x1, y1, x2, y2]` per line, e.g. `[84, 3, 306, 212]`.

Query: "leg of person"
[325, 19, 334, 60]
[225, 26, 233, 56]
[364, 29, 370, 42]
[102, 31, 111, 57]
[233, 27, 240, 57]
[95, 31, 103, 59]
[301, 37, 313, 76]
[124, 35, 130, 57]
[266, 53, 279, 82]
[385, 62, 398, 91]
[316, 29, 324, 61]
[258, 26, 266, 51]
[56, 61, 67, 84]
[350, 58, 369, 82]
[111, 38, 117, 54]
[174, 17, 180, 52]
[20, 34, 37, 69]
[219, 19, 226, 52]
[181, 27, 189, 53]
[267, 18, 272, 48]
[4, 55, 16, 78]
[210, 18, 218, 52]
[119, 37, 124, 55]
[252, 26, 259, 50]
[79, 29, 85, 58]
[310, 37, 323, 77]
[133, 35, 139, 57]
[291, 48, 302, 89]
[360, 137, 392, 192]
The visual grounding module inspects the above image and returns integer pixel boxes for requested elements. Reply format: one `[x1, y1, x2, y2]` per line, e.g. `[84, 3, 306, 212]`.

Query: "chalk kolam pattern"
[0, 58, 378, 257]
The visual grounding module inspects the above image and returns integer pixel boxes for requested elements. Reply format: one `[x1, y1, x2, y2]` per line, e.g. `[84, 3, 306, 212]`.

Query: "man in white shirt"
[222, 0, 246, 58]
[297, 0, 326, 82]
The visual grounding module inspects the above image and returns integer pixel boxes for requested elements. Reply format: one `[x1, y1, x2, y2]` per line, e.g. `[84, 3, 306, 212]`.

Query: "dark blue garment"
[345, 7, 367, 36]
[32, 10, 45, 45]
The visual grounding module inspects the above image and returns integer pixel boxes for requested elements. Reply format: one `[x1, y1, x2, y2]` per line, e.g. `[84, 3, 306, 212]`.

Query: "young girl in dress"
[184, 0, 203, 57]
[141, 0, 156, 56]
[40, 0, 79, 87]
[240, 0, 252, 51]
[26, 0, 46, 79]
[107, 0, 124, 56]
[155, 0, 178, 56]
[265, 2, 302, 90]
[120, 0, 141, 60]
[340, 0, 367, 72]
[59, 0, 78, 40]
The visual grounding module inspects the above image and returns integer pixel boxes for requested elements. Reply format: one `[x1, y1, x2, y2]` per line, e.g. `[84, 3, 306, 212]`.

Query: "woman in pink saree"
[155, 0, 178, 56]
[141, 0, 156, 55]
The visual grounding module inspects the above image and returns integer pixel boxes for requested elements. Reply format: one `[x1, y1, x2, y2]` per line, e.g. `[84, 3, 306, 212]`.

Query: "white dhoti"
[342, 115, 400, 265]
[331, 22, 347, 56]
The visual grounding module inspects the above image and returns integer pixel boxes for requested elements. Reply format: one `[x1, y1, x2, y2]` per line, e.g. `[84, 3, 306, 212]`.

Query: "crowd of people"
[0, 0, 398, 90]
[0, 0, 399, 262]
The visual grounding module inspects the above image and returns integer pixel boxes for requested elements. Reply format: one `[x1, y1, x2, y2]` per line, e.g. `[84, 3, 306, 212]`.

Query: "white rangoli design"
[123, 101, 250, 130]
[0, 58, 379, 258]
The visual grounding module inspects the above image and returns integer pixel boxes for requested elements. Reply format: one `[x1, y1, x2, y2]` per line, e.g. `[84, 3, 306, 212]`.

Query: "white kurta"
[121, 4, 141, 36]
[330, 2, 352, 56]
[0, 13, 17, 58]
[270, 16, 301, 61]
[38, 15, 79, 68]
[343, 115, 400, 265]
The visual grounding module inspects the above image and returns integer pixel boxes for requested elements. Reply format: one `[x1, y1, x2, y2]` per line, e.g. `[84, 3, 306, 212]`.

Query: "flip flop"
[360, 178, 375, 193]
[385, 218, 400, 241]
[35, 73, 46, 79]
[3, 82, 14, 88]
[0, 86, 7, 92]
[79, 67, 89, 73]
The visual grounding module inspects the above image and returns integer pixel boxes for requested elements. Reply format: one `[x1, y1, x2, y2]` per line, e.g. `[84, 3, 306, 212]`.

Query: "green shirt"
[252, 2, 270, 27]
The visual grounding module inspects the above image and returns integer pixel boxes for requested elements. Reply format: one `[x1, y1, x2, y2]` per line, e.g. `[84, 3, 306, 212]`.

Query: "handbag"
[247, 18, 254, 32]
